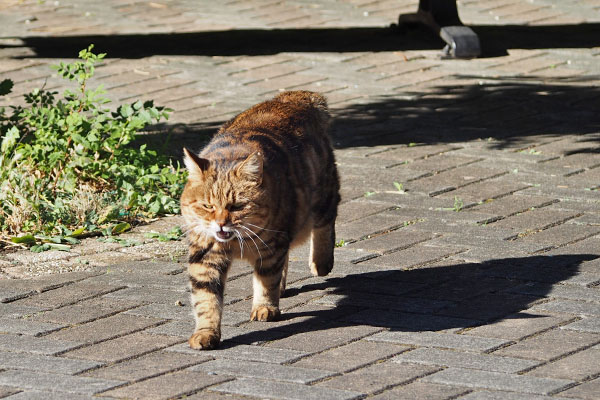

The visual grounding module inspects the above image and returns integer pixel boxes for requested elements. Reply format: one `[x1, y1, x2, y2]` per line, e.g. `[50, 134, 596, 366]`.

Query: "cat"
[180, 91, 340, 350]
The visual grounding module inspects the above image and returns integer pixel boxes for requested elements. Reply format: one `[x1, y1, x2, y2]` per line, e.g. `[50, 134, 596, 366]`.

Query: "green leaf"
[45, 243, 71, 251]
[11, 234, 37, 245]
[393, 182, 405, 193]
[1, 126, 20, 153]
[69, 227, 86, 237]
[119, 104, 133, 118]
[111, 222, 131, 235]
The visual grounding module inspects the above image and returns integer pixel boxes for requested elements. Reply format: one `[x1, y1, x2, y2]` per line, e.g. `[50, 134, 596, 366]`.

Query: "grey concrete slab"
[211, 377, 362, 400]
[422, 367, 573, 395]
[0, 352, 102, 374]
[0, 370, 123, 395]
[190, 358, 334, 384]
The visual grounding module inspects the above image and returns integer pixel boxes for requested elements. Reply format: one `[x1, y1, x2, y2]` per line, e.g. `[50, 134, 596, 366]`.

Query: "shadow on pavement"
[329, 79, 600, 149]
[4, 23, 600, 58]
[224, 254, 597, 346]
[147, 78, 600, 158]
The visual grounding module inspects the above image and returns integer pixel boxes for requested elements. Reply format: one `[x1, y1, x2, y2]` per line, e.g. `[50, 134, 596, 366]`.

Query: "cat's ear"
[236, 152, 263, 185]
[183, 147, 210, 179]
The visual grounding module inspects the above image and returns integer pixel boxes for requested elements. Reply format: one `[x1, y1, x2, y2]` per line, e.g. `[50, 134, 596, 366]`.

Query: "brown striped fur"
[181, 91, 340, 349]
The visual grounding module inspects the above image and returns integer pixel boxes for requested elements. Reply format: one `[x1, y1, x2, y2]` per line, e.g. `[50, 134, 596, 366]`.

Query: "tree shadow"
[329, 78, 600, 149]
[145, 78, 600, 158]
[223, 254, 597, 346]
[4, 23, 600, 59]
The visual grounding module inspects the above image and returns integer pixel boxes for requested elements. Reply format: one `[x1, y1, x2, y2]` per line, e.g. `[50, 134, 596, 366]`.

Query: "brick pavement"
[1, 1, 600, 399]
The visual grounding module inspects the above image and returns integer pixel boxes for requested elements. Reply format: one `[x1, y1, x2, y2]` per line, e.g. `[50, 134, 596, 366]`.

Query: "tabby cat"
[180, 91, 340, 349]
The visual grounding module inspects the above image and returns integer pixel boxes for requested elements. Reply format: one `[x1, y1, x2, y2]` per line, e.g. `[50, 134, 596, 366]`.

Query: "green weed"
[0, 45, 185, 251]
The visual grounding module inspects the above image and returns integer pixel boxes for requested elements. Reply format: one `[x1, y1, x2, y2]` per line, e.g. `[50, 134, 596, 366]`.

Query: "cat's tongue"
[216, 230, 233, 240]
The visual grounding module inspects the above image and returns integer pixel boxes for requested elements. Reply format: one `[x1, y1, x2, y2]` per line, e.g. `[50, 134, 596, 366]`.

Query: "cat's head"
[180, 147, 264, 243]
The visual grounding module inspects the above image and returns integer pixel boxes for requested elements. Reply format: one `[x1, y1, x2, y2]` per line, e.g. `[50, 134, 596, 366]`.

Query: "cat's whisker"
[239, 224, 273, 255]
[240, 228, 263, 267]
[233, 229, 244, 259]
[180, 226, 196, 236]
[244, 222, 285, 234]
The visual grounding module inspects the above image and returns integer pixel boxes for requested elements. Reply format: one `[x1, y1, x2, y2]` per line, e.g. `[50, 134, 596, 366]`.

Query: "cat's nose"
[214, 210, 229, 227]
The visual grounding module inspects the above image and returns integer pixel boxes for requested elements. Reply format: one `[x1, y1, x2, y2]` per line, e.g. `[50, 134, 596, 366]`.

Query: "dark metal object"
[398, 0, 481, 59]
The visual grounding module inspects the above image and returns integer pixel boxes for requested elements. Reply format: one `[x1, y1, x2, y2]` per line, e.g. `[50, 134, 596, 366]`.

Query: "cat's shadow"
[224, 254, 596, 346]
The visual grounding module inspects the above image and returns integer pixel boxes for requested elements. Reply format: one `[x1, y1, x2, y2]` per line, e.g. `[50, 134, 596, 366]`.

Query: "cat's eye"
[230, 203, 246, 211]
[201, 203, 214, 211]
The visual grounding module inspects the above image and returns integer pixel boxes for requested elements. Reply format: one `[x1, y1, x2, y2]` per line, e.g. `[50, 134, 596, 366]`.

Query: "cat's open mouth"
[215, 230, 233, 241]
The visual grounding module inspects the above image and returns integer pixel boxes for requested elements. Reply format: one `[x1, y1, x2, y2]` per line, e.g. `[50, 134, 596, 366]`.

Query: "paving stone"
[124, 302, 195, 320]
[44, 314, 165, 344]
[335, 213, 414, 243]
[60, 332, 184, 363]
[392, 348, 539, 373]
[167, 343, 307, 364]
[291, 339, 409, 372]
[183, 390, 260, 400]
[84, 350, 209, 382]
[558, 377, 600, 400]
[145, 319, 194, 338]
[458, 390, 572, 400]
[438, 292, 544, 322]
[493, 329, 600, 361]
[0, 318, 64, 337]
[343, 309, 479, 331]
[100, 260, 185, 275]
[0, 386, 19, 398]
[33, 297, 144, 325]
[0, 272, 97, 302]
[191, 358, 333, 384]
[318, 360, 440, 394]
[18, 282, 125, 308]
[100, 370, 231, 400]
[561, 317, 600, 333]
[263, 324, 382, 353]
[357, 244, 466, 270]
[368, 331, 509, 352]
[528, 347, 600, 380]
[212, 377, 362, 400]
[368, 381, 470, 400]
[489, 208, 581, 239]
[511, 284, 600, 303]
[237, 303, 356, 333]
[346, 228, 434, 254]
[464, 312, 576, 340]
[83, 271, 187, 291]
[0, 351, 101, 374]
[104, 287, 189, 304]
[1, 390, 110, 400]
[422, 368, 573, 395]
[0, 334, 82, 356]
[0, 370, 123, 395]
[315, 292, 452, 313]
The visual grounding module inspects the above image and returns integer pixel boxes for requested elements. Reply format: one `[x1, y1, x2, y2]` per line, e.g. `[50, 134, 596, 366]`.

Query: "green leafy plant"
[0, 45, 186, 251]
[453, 196, 464, 212]
[393, 181, 406, 193]
[144, 226, 183, 242]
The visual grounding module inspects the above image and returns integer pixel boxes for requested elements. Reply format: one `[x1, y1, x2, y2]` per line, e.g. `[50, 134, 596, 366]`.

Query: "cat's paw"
[189, 329, 220, 350]
[310, 259, 333, 277]
[250, 305, 280, 321]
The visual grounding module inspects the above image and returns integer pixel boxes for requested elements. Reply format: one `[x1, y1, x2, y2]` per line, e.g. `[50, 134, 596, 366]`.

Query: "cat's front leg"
[188, 244, 231, 350]
[251, 249, 288, 321]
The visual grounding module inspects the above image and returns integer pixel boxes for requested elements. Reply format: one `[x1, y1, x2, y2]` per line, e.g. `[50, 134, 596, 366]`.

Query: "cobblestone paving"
[1, 0, 600, 399]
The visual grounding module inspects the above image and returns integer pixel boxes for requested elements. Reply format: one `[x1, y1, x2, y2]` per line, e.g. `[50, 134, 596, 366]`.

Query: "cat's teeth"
[215, 230, 234, 242]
